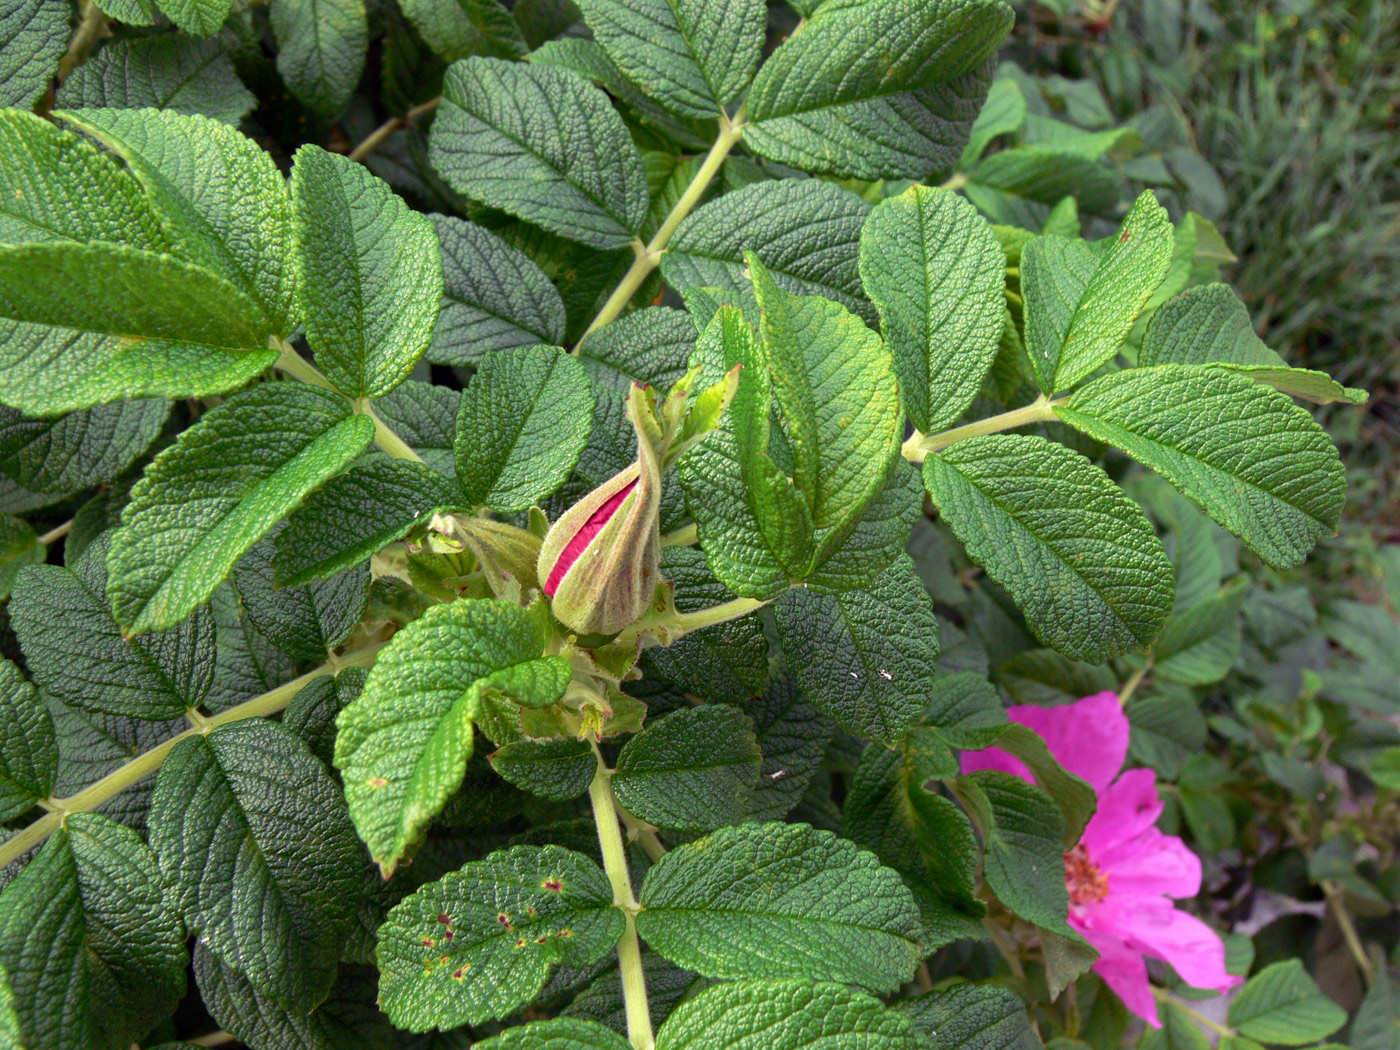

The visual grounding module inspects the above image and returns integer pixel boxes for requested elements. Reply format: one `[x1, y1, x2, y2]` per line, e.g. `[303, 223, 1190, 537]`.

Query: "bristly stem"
[0, 643, 385, 870]
[588, 747, 654, 1050]
[574, 106, 747, 350]
[901, 395, 1066, 463]
[273, 340, 423, 463]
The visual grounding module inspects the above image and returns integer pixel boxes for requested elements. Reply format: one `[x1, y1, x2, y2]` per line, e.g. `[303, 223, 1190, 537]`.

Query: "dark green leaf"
[898, 983, 1043, 1050]
[400, 0, 526, 62]
[0, 0, 67, 110]
[54, 36, 255, 123]
[490, 737, 596, 802]
[232, 530, 368, 660]
[474, 1017, 632, 1050]
[0, 656, 56, 821]
[743, 675, 834, 822]
[282, 667, 367, 768]
[271, 0, 367, 115]
[0, 514, 42, 599]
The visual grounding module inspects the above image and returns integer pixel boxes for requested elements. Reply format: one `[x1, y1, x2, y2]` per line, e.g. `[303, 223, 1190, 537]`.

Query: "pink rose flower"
[960, 691, 1241, 1026]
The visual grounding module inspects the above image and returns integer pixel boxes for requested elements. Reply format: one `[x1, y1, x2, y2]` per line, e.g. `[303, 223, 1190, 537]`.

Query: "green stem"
[348, 96, 442, 164]
[1150, 986, 1234, 1038]
[660, 523, 698, 548]
[0, 644, 385, 870]
[671, 596, 767, 635]
[56, 0, 109, 82]
[37, 520, 72, 546]
[273, 341, 423, 463]
[902, 395, 1065, 463]
[575, 106, 747, 349]
[588, 749, 654, 1050]
[1117, 659, 1151, 706]
[1322, 879, 1378, 987]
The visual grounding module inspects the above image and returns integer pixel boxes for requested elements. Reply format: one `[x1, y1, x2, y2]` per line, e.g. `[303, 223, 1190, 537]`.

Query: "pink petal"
[1071, 917, 1160, 1027]
[1004, 692, 1128, 794]
[1082, 769, 1163, 854]
[1091, 893, 1241, 994]
[958, 747, 1034, 784]
[1097, 826, 1202, 899]
[545, 479, 637, 594]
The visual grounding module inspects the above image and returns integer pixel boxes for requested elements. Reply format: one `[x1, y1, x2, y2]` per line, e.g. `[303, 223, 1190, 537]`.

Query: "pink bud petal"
[544, 479, 637, 595]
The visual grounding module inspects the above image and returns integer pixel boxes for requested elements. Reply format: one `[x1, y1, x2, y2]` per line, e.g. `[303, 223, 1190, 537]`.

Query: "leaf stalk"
[902, 395, 1066, 462]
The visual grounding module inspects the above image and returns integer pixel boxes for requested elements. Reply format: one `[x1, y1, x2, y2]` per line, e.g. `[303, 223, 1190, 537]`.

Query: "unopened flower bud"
[537, 395, 663, 636]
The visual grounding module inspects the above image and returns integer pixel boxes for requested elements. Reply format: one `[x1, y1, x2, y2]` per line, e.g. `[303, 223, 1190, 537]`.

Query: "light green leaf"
[965, 130, 1137, 221]
[274, 459, 465, 586]
[0, 514, 42, 599]
[57, 106, 296, 335]
[898, 983, 1043, 1050]
[1215, 365, 1367, 406]
[749, 253, 901, 548]
[430, 56, 649, 249]
[54, 36, 255, 123]
[612, 705, 761, 832]
[0, 398, 167, 514]
[574, 0, 763, 118]
[475, 1017, 633, 1050]
[92, 0, 157, 24]
[334, 598, 570, 875]
[271, 0, 366, 114]
[776, 554, 939, 743]
[744, 0, 1013, 180]
[843, 736, 986, 949]
[1022, 190, 1173, 392]
[1153, 582, 1247, 685]
[454, 343, 592, 511]
[291, 144, 443, 397]
[148, 720, 362, 1011]
[376, 845, 624, 1031]
[107, 384, 374, 635]
[654, 979, 929, 1050]
[490, 737, 596, 802]
[429, 213, 567, 366]
[1227, 960, 1347, 1046]
[0, 656, 56, 821]
[662, 179, 873, 320]
[0, 813, 187, 1050]
[0, 0, 69, 110]
[152, 0, 233, 34]
[955, 769, 1077, 940]
[923, 433, 1173, 662]
[859, 184, 1006, 432]
[11, 532, 216, 720]
[1057, 364, 1345, 568]
[400, 0, 526, 63]
[1142, 1001, 1211, 1050]
[1139, 282, 1285, 369]
[231, 530, 367, 660]
[960, 76, 1027, 166]
[637, 821, 923, 991]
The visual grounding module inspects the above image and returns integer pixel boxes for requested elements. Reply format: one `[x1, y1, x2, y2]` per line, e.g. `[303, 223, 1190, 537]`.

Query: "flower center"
[1064, 843, 1109, 906]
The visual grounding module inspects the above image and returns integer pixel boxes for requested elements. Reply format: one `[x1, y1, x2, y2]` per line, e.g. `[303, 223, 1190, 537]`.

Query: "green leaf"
[1141, 1001, 1211, 1050]
[45, 699, 184, 828]
[454, 343, 592, 511]
[148, 720, 362, 1011]
[430, 57, 648, 248]
[574, 0, 762, 118]
[54, 36, 255, 123]
[1139, 283, 1285, 369]
[924, 671, 1007, 749]
[859, 184, 1006, 432]
[54, 106, 297, 335]
[744, 0, 1012, 180]
[107, 383, 375, 635]
[283, 667, 366, 768]
[743, 675, 834, 822]
[776, 554, 939, 743]
[291, 144, 443, 397]
[0, 813, 187, 1050]
[490, 737, 596, 802]
[376, 844, 624, 1031]
[960, 76, 1027, 166]
[611, 705, 761, 832]
[152, 0, 234, 34]
[1217, 366, 1368, 406]
[653, 979, 929, 1050]
[898, 982, 1042, 1050]
[991, 724, 1097, 847]
[399, 0, 526, 63]
[662, 179, 873, 321]
[0, 656, 56, 821]
[271, 0, 367, 114]
[334, 598, 570, 875]
[0, 0, 70, 110]
[578, 306, 696, 395]
[475, 1017, 633, 1050]
[637, 821, 922, 991]
[0, 398, 167, 514]
[12, 532, 215, 719]
[1022, 190, 1173, 392]
[192, 947, 395, 1050]
[843, 737, 986, 949]
[0, 514, 42, 599]
[923, 433, 1173, 662]
[232, 530, 368, 660]
[1227, 960, 1347, 1046]
[1057, 365, 1345, 568]
[801, 454, 923, 594]
[1153, 583, 1247, 685]
[429, 214, 567, 366]
[965, 129, 1138, 222]
[275, 459, 464, 586]
[1351, 969, 1400, 1050]
[955, 770, 1075, 938]
[748, 254, 902, 550]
